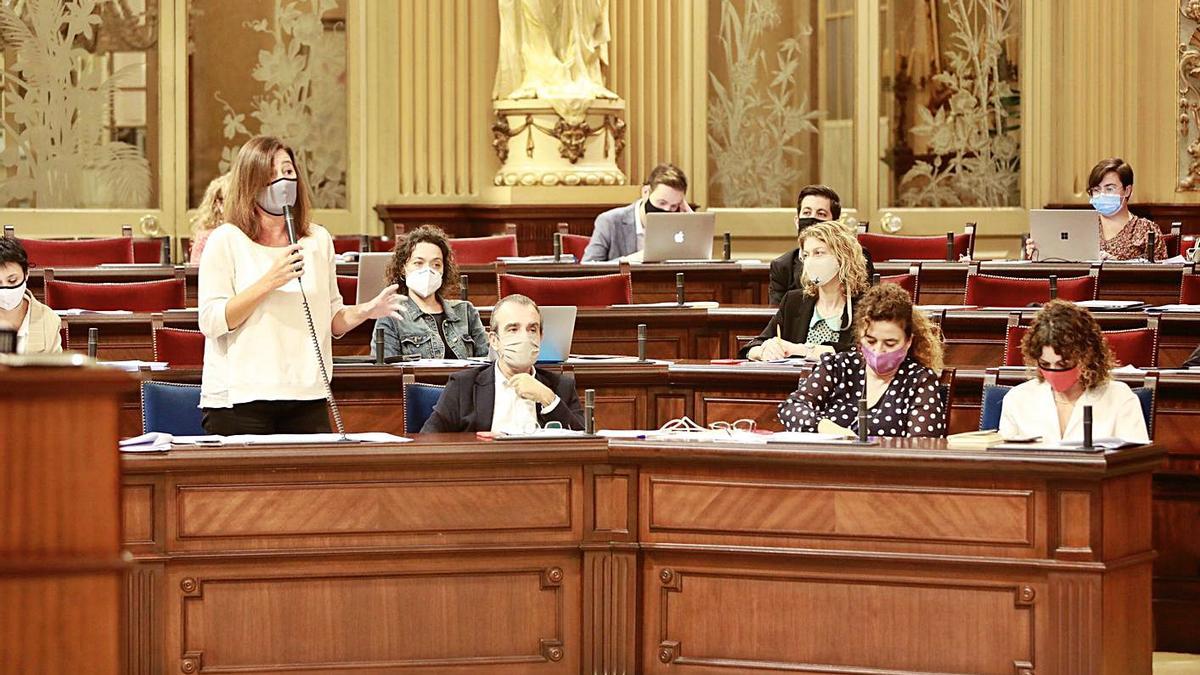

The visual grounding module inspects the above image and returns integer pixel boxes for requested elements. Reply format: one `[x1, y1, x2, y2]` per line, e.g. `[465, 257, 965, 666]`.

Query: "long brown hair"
[798, 220, 870, 297]
[224, 136, 312, 242]
[854, 283, 944, 373]
[1020, 299, 1114, 390]
[385, 225, 462, 298]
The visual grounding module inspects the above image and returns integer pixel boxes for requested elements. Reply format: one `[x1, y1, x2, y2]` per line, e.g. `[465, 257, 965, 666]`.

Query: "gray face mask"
[257, 177, 298, 216]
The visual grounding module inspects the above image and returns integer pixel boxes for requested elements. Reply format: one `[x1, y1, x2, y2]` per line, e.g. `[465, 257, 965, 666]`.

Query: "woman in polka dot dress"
[778, 283, 946, 437]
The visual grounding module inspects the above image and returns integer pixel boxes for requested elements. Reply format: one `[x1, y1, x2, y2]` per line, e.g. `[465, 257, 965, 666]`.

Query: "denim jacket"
[370, 296, 489, 360]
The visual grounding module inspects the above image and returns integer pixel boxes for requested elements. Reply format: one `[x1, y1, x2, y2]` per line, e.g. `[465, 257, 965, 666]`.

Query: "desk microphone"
[1048, 274, 1058, 300]
[460, 273, 469, 302]
[1082, 405, 1093, 449]
[373, 326, 385, 366]
[637, 323, 647, 362]
[676, 273, 685, 306]
[584, 389, 595, 434]
[88, 327, 98, 358]
[857, 398, 868, 443]
[1146, 230, 1157, 262]
[284, 204, 348, 440]
[722, 232, 732, 261]
[944, 233, 955, 262]
[553, 233, 562, 262]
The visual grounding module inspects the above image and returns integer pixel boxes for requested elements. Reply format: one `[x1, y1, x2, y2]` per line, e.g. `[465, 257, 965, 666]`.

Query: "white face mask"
[804, 255, 840, 286]
[405, 266, 442, 298]
[256, 176, 298, 216]
[0, 279, 26, 311]
[492, 333, 540, 372]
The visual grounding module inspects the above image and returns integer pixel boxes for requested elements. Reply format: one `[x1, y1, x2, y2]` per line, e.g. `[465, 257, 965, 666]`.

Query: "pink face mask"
[861, 343, 908, 375]
[1039, 365, 1082, 393]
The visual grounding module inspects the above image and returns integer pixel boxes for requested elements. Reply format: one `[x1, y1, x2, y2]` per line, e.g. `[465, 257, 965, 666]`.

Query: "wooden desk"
[120, 436, 1161, 673]
[2, 365, 131, 674]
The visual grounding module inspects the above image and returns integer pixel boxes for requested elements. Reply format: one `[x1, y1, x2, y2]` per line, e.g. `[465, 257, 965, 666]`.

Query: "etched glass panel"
[187, 0, 348, 208]
[706, 0, 856, 208]
[881, 0, 1021, 207]
[0, 0, 158, 208]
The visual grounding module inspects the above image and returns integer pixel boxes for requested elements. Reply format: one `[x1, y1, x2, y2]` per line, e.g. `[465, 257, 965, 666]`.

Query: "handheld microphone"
[283, 205, 298, 245]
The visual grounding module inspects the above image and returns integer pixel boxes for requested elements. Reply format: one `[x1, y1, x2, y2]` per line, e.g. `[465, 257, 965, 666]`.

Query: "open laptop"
[355, 252, 393, 304]
[535, 305, 577, 363]
[1029, 209, 1100, 262]
[642, 212, 716, 262]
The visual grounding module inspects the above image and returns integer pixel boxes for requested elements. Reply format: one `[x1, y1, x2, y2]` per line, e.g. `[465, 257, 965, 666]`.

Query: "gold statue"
[494, 0, 618, 123]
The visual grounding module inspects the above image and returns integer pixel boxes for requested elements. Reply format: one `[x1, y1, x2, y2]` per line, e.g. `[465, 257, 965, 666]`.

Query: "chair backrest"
[1132, 378, 1156, 439]
[140, 381, 205, 436]
[152, 327, 205, 367]
[964, 272, 1097, 306]
[132, 237, 170, 264]
[497, 272, 633, 307]
[878, 265, 920, 302]
[559, 234, 591, 262]
[978, 381, 1013, 431]
[448, 234, 519, 264]
[20, 237, 135, 267]
[403, 380, 446, 434]
[336, 275, 358, 306]
[332, 235, 366, 254]
[1003, 317, 1159, 368]
[44, 277, 187, 312]
[857, 228, 974, 262]
[370, 235, 395, 252]
[1182, 271, 1200, 304]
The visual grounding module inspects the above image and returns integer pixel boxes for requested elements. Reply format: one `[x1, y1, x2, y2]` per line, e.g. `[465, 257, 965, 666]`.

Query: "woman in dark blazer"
[741, 221, 870, 360]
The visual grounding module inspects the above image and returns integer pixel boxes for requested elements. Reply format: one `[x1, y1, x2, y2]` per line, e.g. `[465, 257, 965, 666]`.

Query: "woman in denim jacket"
[370, 225, 489, 360]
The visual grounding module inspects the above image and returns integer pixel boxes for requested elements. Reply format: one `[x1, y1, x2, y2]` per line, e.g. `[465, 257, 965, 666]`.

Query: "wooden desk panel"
[120, 438, 1161, 674]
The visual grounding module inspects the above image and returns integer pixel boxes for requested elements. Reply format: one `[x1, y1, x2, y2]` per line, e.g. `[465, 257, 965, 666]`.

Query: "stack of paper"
[119, 432, 174, 452]
[99, 360, 169, 372]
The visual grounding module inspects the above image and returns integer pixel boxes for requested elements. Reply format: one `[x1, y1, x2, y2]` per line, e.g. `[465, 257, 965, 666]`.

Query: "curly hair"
[854, 283, 944, 373]
[190, 172, 230, 239]
[798, 220, 870, 298]
[1020, 299, 1114, 390]
[384, 225, 461, 298]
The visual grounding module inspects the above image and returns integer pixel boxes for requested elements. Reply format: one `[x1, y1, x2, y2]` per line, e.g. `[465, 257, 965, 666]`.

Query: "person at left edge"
[198, 135, 404, 435]
[0, 236, 62, 354]
[420, 294, 585, 433]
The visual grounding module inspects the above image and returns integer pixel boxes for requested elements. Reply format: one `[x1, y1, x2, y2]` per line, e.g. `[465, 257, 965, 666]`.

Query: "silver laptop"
[643, 212, 716, 262]
[1029, 209, 1100, 262]
[355, 252, 393, 304]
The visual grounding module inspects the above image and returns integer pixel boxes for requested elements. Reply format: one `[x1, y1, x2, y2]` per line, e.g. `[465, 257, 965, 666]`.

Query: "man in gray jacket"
[582, 163, 691, 262]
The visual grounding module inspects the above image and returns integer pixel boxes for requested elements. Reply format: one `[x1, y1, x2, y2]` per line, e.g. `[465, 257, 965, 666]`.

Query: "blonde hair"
[855, 283, 945, 373]
[224, 136, 312, 241]
[190, 173, 230, 239]
[798, 220, 870, 298]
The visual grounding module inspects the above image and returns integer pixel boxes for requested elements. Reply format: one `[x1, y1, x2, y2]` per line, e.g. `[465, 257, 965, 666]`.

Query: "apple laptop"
[355, 252, 393, 304]
[1029, 209, 1100, 262]
[535, 306, 577, 363]
[642, 212, 716, 263]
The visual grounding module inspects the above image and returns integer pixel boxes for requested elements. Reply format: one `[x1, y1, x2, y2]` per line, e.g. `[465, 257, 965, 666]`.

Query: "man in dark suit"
[769, 185, 875, 305]
[420, 294, 585, 433]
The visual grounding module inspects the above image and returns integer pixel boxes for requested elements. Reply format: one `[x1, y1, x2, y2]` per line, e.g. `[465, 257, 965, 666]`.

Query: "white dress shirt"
[14, 300, 30, 354]
[491, 364, 560, 434]
[999, 378, 1149, 443]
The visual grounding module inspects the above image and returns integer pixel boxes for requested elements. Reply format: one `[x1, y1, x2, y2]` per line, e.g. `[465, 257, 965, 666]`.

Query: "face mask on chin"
[257, 176, 299, 216]
[0, 279, 26, 311]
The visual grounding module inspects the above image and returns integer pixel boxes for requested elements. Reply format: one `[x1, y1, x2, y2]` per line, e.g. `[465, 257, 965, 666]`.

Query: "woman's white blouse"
[998, 377, 1149, 443]
[198, 223, 343, 408]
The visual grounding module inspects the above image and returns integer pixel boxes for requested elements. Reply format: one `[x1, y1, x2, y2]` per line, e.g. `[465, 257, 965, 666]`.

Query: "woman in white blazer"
[999, 300, 1148, 443]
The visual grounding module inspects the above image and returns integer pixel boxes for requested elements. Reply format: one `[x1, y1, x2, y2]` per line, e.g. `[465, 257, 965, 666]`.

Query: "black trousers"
[202, 399, 332, 435]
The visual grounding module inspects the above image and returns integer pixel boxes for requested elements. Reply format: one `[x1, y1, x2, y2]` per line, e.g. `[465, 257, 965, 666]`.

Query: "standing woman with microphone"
[198, 136, 402, 434]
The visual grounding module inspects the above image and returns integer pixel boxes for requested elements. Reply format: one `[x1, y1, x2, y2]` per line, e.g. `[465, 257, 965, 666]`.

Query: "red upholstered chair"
[448, 234, 518, 264]
[559, 234, 591, 262]
[336, 275, 358, 306]
[44, 277, 187, 312]
[1003, 314, 1159, 368]
[497, 273, 632, 307]
[20, 237, 135, 267]
[333, 235, 366, 254]
[877, 264, 920, 302]
[857, 225, 975, 262]
[133, 237, 171, 264]
[1182, 270, 1200, 304]
[152, 326, 205, 367]
[964, 271, 1097, 307]
[370, 236, 395, 252]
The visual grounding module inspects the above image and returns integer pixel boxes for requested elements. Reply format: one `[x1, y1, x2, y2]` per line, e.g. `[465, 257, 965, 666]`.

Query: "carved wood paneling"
[646, 564, 1037, 674]
[174, 565, 575, 673]
[583, 550, 637, 675]
[123, 565, 162, 675]
[647, 477, 1035, 547]
[1047, 573, 1100, 675]
[121, 484, 155, 547]
[1054, 490, 1094, 559]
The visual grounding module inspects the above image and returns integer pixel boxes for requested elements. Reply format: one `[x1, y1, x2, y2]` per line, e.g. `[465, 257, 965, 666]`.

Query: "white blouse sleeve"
[198, 229, 234, 339]
[1111, 384, 1150, 443]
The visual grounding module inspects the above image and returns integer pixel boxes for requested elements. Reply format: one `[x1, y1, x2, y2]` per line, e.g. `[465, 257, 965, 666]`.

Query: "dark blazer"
[420, 364, 585, 433]
[1185, 345, 1200, 369]
[769, 247, 876, 306]
[738, 289, 861, 358]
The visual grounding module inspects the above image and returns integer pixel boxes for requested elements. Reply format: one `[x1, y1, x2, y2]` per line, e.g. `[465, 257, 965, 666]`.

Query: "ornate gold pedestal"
[491, 99, 627, 187]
